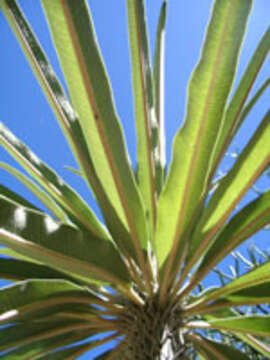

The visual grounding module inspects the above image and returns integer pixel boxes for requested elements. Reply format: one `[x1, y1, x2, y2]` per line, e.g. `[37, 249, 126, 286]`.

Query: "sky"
[0, 0, 270, 358]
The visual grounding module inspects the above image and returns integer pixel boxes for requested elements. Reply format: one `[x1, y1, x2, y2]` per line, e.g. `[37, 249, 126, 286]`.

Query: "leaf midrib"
[60, 0, 145, 269]
[162, 1, 234, 291]
[134, 0, 157, 226]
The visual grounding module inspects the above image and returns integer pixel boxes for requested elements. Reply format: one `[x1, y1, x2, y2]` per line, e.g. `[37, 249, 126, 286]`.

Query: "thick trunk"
[119, 297, 189, 359]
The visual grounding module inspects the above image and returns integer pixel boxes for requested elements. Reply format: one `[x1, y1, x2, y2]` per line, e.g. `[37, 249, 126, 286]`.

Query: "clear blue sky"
[0, 1, 269, 358]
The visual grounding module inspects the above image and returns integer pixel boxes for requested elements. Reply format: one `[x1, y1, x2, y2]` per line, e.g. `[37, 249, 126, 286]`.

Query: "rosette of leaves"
[0, 0, 270, 359]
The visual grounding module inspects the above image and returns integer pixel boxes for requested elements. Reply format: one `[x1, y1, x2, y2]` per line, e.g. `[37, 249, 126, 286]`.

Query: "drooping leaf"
[0, 196, 129, 284]
[155, 0, 252, 295]
[126, 0, 157, 233]
[41, 0, 148, 268]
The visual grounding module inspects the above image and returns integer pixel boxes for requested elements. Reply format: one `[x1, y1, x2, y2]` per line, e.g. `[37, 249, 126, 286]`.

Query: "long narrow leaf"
[186, 111, 270, 272]
[0, 123, 108, 239]
[0, 0, 93, 191]
[37, 333, 119, 360]
[0, 319, 92, 353]
[41, 0, 148, 268]
[233, 77, 270, 136]
[126, 0, 157, 233]
[209, 27, 270, 180]
[153, 1, 167, 195]
[202, 311, 270, 358]
[0, 0, 137, 258]
[0, 279, 91, 315]
[0, 196, 129, 284]
[184, 190, 270, 295]
[156, 0, 252, 297]
[0, 257, 74, 282]
[0, 184, 39, 211]
[0, 330, 91, 360]
[0, 162, 67, 221]
[190, 316, 270, 338]
[235, 333, 270, 358]
[218, 281, 270, 304]
[189, 333, 249, 360]
[187, 283, 270, 316]
[188, 261, 270, 310]
[0, 247, 41, 265]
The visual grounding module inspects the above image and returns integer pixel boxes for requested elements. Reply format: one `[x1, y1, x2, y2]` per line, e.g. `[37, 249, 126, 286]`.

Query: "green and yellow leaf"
[156, 0, 252, 299]
[41, 0, 148, 268]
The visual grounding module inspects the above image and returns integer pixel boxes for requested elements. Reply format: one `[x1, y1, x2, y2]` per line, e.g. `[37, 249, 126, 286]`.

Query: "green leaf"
[198, 355, 207, 360]
[0, 184, 39, 211]
[94, 347, 123, 360]
[192, 316, 270, 338]
[38, 334, 118, 360]
[187, 111, 270, 270]
[235, 333, 270, 358]
[203, 311, 270, 358]
[0, 0, 93, 185]
[38, 337, 118, 360]
[0, 162, 67, 222]
[153, 1, 167, 195]
[0, 123, 108, 240]
[190, 334, 249, 360]
[0, 257, 74, 282]
[155, 0, 252, 291]
[0, 331, 90, 360]
[188, 282, 270, 316]
[0, 0, 137, 257]
[0, 0, 105, 202]
[41, 0, 148, 266]
[234, 77, 270, 136]
[209, 27, 270, 179]
[36, 343, 91, 360]
[190, 261, 270, 308]
[126, 0, 158, 232]
[64, 166, 82, 178]
[220, 282, 270, 304]
[187, 190, 270, 292]
[0, 319, 92, 354]
[0, 196, 129, 284]
[0, 279, 90, 317]
[0, 247, 43, 264]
